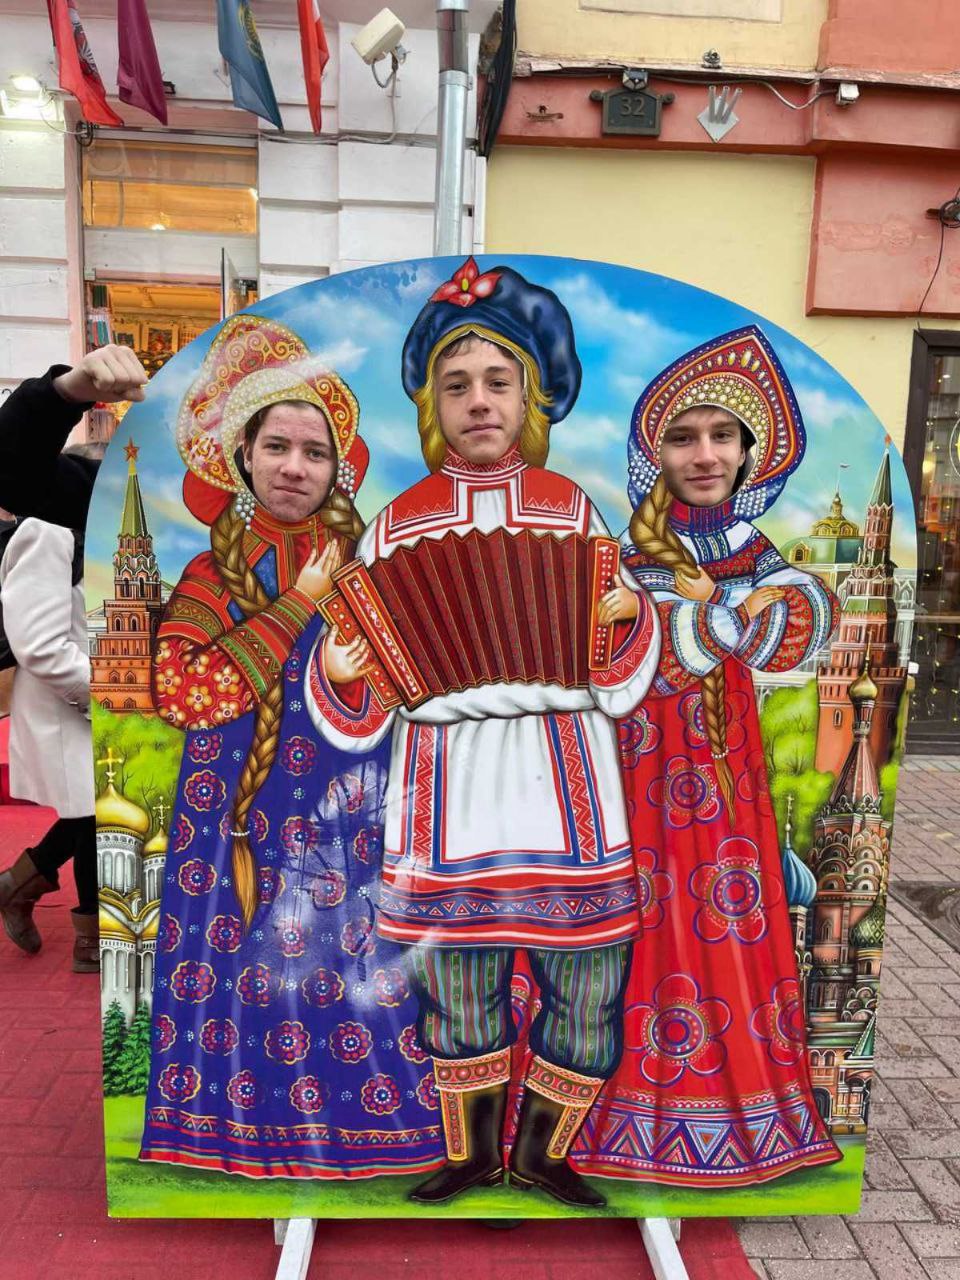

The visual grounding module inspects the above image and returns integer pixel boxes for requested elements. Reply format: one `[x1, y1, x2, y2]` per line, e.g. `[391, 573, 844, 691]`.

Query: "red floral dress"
[570, 502, 843, 1186]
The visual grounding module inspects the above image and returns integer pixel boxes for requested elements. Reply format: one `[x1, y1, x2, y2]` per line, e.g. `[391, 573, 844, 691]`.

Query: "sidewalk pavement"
[738, 756, 960, 1280]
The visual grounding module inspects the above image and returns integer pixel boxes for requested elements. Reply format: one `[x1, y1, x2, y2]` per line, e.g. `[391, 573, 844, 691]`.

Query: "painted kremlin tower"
[805, 657, 890, 1134]
[89, 441, 164, 713]
[815, 447, 907, 776]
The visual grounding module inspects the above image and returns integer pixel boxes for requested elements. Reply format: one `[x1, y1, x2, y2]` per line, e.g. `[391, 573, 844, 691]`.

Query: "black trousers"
[29, 816, 96, 914]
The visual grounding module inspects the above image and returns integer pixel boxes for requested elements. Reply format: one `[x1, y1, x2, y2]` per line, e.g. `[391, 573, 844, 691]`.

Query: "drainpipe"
[433, 0, 470, 255]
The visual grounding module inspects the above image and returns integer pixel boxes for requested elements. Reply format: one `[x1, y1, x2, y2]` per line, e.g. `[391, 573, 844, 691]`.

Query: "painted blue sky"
[85, 255, 916, 608]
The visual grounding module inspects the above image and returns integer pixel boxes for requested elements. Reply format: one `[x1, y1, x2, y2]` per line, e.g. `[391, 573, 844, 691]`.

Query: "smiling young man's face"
[434, 336, 526, 465]
[659, 405, 747, 507]
[241, 401, 336, 522]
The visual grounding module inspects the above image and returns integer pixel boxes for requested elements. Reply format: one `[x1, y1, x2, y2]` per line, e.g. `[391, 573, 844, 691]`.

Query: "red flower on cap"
[430, 256, 501, 308]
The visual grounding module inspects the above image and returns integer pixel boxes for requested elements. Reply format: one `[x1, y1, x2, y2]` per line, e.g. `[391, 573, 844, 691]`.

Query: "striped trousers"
[409, 944, 632, 1079]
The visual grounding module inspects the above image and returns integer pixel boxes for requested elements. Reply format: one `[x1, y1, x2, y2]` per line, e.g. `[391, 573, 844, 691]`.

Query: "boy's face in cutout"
[659, 406, 747, 507]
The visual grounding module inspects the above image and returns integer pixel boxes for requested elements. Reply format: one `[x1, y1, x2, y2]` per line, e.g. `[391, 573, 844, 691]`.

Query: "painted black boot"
[409, 1082, 507, 1204]
[509, 1086, 606, 1208]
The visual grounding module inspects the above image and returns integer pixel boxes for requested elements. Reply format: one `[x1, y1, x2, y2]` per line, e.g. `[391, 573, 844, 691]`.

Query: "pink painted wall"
[819, 0, 960, 74]
[807, 154, 960, 316]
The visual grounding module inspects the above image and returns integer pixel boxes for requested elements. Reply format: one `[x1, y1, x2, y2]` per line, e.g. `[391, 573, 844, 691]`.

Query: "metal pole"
[434, 0, 470, 256]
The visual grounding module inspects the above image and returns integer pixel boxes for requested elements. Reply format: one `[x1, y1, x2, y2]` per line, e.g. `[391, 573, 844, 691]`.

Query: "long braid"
[629, 475, 736, 818]
[210, 489, 363, 928]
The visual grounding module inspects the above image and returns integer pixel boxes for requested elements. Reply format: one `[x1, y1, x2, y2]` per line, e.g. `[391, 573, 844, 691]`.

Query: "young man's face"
[434, 337, 525, 465]
[659, 406, 747, 507]
[241, 402, 336, 522]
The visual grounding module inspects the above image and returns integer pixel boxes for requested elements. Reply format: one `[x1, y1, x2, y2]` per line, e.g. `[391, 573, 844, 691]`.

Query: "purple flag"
[117, 0, 167, 124]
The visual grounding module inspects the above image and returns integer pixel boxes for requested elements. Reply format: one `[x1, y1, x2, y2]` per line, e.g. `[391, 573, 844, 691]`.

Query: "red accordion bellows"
[320, 529, 620, 710]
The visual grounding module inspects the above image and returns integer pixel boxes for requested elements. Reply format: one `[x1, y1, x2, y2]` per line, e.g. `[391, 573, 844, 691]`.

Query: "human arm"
[0, 520, 90, 706]
[0, 348, 147, 528]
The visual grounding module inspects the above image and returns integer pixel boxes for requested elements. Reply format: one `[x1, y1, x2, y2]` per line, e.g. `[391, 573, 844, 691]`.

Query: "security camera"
[351, 8, 407, 66]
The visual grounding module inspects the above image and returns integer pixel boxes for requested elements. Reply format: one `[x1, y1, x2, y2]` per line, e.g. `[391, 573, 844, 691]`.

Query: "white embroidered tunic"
[305, 449, 660, 949]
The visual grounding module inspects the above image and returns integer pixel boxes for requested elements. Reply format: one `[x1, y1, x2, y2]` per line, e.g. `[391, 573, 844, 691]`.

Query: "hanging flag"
[46, 0, 123, 127]
[117, 0, 168, 124]
[297, 0, 329, 133]
[216, 0, 283, 131]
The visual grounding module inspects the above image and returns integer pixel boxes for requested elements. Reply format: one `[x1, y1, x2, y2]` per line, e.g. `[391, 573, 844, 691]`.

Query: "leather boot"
[0, 851, 57, 954]
[71, 910, 100, 974]
[509, 1056, 606, 1208]
[410, 1047, 511, 1204]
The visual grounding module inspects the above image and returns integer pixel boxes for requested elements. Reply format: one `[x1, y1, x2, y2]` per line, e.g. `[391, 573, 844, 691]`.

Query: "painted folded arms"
[629, 535, 839, 694]
[152, 553, 317, 730]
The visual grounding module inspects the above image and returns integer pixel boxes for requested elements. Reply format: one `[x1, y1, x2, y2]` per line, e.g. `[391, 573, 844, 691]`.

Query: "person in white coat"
[0, 443, 103, 971]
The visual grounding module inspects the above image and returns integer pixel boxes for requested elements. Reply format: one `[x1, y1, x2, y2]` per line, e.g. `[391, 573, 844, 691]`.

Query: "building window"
[833, 709, 843, 728]
[904, 329, 960, 753]
[82, 139, 257, 236]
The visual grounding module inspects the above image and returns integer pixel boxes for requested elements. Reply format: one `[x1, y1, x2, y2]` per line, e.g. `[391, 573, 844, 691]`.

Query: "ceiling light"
[11, 74, 42, 93]
[150, 222, 166, 231]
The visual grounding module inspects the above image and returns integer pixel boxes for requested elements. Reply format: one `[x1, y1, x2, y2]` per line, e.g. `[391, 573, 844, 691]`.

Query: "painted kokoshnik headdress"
[401, 256, 583, 467]
[626, 325, 806, 819]
[176, 313, 369, 527]
[173, 314, 370, 928]
[627, 323, 806, 520]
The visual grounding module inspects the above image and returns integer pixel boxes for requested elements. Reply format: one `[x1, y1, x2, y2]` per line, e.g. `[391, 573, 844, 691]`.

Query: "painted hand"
[597, 574, 640, 626]
[53, 345, 149, 404]
[674, 568, 715, 602]
[296, 542, 342, 602]
[743, 585, 786, 619]
[323, 625, 375, 684]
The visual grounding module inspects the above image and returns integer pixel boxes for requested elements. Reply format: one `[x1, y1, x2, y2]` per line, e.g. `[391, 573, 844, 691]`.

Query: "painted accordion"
[319, 529, 620, 711]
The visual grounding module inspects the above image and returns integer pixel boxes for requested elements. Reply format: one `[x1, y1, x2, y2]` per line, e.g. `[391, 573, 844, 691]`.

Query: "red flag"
[46, 0, 122, 127]
[297, 0, 329, 133]
[118, 0, 168, 124]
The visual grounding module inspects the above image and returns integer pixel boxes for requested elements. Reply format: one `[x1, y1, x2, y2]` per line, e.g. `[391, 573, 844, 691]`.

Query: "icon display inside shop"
[89, 255, 915, 1219]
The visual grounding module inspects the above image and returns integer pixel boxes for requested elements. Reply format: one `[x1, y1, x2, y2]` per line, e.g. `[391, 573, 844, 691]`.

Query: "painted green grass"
[105, 1097, 864, 1220]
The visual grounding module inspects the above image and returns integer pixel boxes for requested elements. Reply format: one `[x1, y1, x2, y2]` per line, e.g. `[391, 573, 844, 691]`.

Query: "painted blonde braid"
[210, 490, 364, 928]
[628, 474, 737, 818]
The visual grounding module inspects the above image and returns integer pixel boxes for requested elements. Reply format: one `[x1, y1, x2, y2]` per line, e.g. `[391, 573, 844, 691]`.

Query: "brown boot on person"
[0, 850, 57, 954]
[71, 910, 100, 973]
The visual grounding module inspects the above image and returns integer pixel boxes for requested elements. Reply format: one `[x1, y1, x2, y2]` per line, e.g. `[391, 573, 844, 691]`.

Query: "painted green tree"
[102, 999, 129, 1097]
[115, 1001, 153, 1096]
[92, 702, 184, 828]
[758, 678, 835, 858]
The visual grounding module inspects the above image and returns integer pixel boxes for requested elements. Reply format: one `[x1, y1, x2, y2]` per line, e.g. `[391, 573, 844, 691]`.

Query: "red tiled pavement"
[0, 800, 755, 1280]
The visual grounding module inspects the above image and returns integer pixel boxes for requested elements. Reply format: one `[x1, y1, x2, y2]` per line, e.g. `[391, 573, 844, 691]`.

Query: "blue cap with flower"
[401, 257, 582, 425]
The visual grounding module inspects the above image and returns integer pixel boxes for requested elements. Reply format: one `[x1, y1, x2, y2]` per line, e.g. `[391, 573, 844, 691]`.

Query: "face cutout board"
[89, 254, 915, 1220]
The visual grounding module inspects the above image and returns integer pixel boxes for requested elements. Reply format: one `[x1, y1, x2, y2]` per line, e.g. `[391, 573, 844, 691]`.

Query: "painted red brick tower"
[815, 447, 906, 776]
[89, 440, 164, 714]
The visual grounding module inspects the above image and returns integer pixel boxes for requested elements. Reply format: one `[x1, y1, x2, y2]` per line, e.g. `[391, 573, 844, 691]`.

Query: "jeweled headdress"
[176, 314, 367, 522]
[627, 325, 806, 519]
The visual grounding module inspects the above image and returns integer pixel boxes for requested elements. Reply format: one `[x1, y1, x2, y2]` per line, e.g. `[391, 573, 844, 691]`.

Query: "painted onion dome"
[99, 902, 136, 943]
[851, 893, 886, 949]
[781, 800, 816, 908]
[95, 782, 150, 837]
[142, 826, 168, 857]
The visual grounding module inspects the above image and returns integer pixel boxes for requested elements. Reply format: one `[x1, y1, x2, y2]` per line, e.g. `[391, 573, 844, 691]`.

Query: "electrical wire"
[478, 0, 516, 158]
[917, 180, 960, 324]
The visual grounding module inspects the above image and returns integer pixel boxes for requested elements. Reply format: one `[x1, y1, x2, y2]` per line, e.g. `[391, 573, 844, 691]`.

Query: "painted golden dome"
[95, 782, 150, 837]
[99, 903, 136, 942]
[143, 827, 168, 857]
[849, 665, 879, 702]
